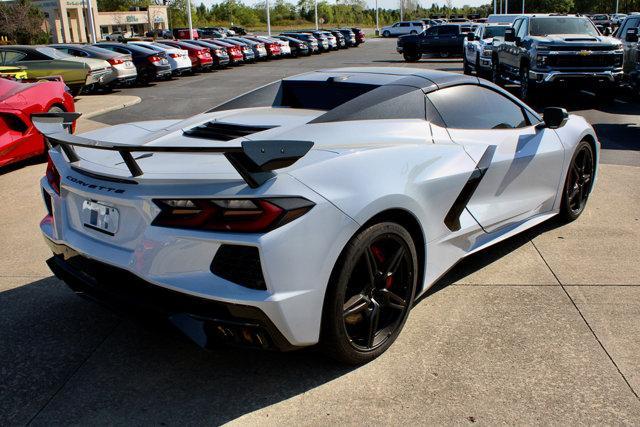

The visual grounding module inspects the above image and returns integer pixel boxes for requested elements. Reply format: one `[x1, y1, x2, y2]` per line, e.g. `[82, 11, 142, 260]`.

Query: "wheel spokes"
[364, 246, 379, 289]
[378, 288, 407, 310]
[343, 293, 369, 318]
[385, 246, 405, 275]
[366, 298, 380, 348]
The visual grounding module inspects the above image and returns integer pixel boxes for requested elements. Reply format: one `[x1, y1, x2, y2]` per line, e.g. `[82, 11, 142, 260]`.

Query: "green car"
[0, 45, 90, 95]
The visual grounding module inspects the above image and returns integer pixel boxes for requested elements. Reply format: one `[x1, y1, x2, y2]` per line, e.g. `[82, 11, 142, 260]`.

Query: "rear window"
[279, 80, 377, 110]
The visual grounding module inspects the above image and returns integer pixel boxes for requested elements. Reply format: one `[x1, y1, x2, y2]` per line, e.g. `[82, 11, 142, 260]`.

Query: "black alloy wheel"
[322, 222, 418, 364]
[519, 63, 536, 101]
[560, 141, 595, 222]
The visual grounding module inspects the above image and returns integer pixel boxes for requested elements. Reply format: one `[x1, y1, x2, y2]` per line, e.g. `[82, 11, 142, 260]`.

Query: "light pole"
[266, 0, 271, 35]
[186, 0, 193, 37]
[375, 0, 379, 33]
[522, 0, 524, 13]
[494, 0, 497, 14]
[505, 0, 508, 14]
[615, 0, 619, 14]
[400, 0, 403, 21]
[85, 0, 96, 43]
[314, 0, 318, 30]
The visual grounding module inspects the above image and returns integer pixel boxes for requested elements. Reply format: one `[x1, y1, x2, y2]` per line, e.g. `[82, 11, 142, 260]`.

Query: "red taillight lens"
[147, 55, 162, 63]
[169, 53, 180, 58]
[107, 57, 125, 65]
[46, 155, 60, 195]
[152, 198, 314, 233]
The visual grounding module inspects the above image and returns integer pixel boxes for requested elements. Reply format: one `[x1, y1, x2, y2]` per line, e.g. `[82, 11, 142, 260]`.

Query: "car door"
[438, 25, 460, 53]
[501, 18, 522, 69]
[427, 84, 565, 232]
[465, 26, 482, 62]
[419, 26, 439, 52]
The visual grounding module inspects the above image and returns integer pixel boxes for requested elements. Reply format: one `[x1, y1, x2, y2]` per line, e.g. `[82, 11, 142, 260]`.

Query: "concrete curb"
[79, 96, 142, 120]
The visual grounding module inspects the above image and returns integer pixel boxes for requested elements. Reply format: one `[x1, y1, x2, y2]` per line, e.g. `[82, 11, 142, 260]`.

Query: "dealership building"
[33, 0, 169, 42]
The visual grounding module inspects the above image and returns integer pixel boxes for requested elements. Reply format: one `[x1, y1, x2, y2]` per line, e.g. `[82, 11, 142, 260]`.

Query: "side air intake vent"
[183, 121, 277, 141]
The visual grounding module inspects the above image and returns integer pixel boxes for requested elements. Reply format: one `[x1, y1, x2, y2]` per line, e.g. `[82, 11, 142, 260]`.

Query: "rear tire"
[519, 63, 537, 102]
[559, 140, 595, 222]
[321, 222, 418, 365]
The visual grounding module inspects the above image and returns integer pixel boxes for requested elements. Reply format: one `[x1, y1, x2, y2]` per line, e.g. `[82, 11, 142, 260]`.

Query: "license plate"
[81, 200, 119, 235]
[125, 61, 134, 68]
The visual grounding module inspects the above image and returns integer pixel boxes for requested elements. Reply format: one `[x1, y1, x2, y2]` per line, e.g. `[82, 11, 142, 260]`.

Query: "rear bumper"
[45, 239, 297, 351]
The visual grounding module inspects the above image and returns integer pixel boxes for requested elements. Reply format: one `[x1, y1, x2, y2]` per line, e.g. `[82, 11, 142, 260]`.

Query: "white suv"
[381, 21, 426, 37]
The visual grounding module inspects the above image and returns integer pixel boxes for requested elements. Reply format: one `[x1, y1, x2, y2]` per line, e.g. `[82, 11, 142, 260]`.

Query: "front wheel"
[439, 51, 450, 58]
[463, 55, 471, 74]
[321, 222, 418, 365]
[519, 64, 537, 101]
[491, 58, 502, 84]
[403, 51, 421, 62]
[559, 140, 595, 222]
[382, 30, 390, 37]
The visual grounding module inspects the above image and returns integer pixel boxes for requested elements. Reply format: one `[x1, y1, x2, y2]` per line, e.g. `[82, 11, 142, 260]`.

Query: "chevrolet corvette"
[1, 77, 75, 168]
[34, 68, 598, 364]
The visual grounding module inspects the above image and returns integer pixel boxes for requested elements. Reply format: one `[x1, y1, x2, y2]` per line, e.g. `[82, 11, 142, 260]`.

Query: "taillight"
[147, 55, 162, 63]
[152, 198, 314, 233]
[46, 155, 60, 195]
[169, 53, 180, 58]
[107, 57, 125, 65]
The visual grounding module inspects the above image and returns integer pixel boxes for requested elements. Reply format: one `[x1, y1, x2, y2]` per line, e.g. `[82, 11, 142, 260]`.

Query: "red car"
[200, 39, 244, 65]
[244, 36, 282, 58]
[157, 40, 213, 71]
[0, 77, 75, 168]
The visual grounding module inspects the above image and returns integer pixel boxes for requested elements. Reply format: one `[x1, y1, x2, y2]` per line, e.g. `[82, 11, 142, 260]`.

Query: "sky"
[197, 0, 490, 11]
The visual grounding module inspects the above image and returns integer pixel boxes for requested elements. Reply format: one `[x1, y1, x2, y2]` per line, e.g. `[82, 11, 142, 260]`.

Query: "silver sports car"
[34, 68, 598, 364]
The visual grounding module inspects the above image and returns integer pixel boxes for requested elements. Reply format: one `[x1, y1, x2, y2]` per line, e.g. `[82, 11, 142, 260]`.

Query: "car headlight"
[536, 54, 548, 67]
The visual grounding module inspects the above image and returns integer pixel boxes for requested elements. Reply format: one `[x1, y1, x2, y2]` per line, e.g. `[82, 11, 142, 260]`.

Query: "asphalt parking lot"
[1, 38, 639, 424]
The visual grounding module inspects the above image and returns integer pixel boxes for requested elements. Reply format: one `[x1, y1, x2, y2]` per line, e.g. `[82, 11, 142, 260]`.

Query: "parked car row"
[0, 29, 365, 97]
[396, 14, 640, 99]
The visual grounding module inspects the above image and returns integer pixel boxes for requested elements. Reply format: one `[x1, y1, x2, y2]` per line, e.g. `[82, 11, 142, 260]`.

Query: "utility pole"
[266, 0, 271, 35]
[85, 0, 96, 43]
[522, 0, 524, 13]
[376, 0, 379, 33]
[400, 0, 404, 21]
[314, 0, 318, 30]
[186, 0, 193, 37]
[494, 0, 497, 14]
[505, 0, 508, 14]
[615, 0, 619, 14]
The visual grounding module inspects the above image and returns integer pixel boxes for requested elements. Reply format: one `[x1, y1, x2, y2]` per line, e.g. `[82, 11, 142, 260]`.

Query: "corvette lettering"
[66, 175, 125, 193]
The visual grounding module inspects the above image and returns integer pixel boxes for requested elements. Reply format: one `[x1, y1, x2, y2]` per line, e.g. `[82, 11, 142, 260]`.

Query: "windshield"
[530, 17, 599, 36]
[484, 26, 508, 38]
[36, 46, 72, 59]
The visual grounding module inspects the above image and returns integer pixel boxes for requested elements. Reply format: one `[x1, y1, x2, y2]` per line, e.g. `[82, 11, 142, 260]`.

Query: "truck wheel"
[519, 64, 537, 102]
[463, 55, 471, 74]
[403, 51, 421, 62]
[491, 58, 502, 85]
[476, 54, 482, 78]
[382, 30, 390, 37]
[439, 51, 450, 58]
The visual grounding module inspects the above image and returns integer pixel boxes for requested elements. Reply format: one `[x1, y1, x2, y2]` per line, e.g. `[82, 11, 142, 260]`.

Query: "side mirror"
[542, 107, 569, 129]
[504, 28, 516, 42]
[626, 28, 639, 42]
[467, 32, 475, 41]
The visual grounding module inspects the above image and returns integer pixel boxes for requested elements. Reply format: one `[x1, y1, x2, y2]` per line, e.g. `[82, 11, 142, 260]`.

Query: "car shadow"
[418, 216, 564, 302]
[0, 154, 46, 176]
[0, 275, 355, 424]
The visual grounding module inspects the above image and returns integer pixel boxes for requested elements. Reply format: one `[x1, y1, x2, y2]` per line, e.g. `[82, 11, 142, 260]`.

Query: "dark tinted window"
[530, 17, 598, 36]
[439, 26, 458, 35]
[619, 17, 640, 36]
[427, 85, 528, 129]
[484, 26, 508, 38]
[280, 80, 377, 110]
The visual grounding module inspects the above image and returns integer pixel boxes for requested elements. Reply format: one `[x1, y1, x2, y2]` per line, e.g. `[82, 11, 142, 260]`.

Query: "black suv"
[397, 24, 468, 61]
[492, 14, 624, 100]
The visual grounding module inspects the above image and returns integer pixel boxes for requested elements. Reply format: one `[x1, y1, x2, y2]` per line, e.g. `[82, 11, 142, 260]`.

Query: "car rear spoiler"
[31, 112, 314, 188]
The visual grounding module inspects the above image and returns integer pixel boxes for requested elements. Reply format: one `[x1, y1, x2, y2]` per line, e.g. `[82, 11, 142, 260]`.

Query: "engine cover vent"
[183, 121, 277, 141]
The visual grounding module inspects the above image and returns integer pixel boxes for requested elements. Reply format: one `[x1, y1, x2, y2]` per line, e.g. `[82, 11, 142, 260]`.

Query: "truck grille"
[546, 54, 617, 68]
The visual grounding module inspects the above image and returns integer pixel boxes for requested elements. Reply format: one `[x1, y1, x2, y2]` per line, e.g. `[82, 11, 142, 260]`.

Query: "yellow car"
[0, 45, 89, 95]
[0, 66, 28, 79]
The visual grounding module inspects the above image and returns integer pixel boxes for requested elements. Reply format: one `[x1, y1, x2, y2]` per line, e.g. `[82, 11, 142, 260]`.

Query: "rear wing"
[31, 112, 313, 188]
